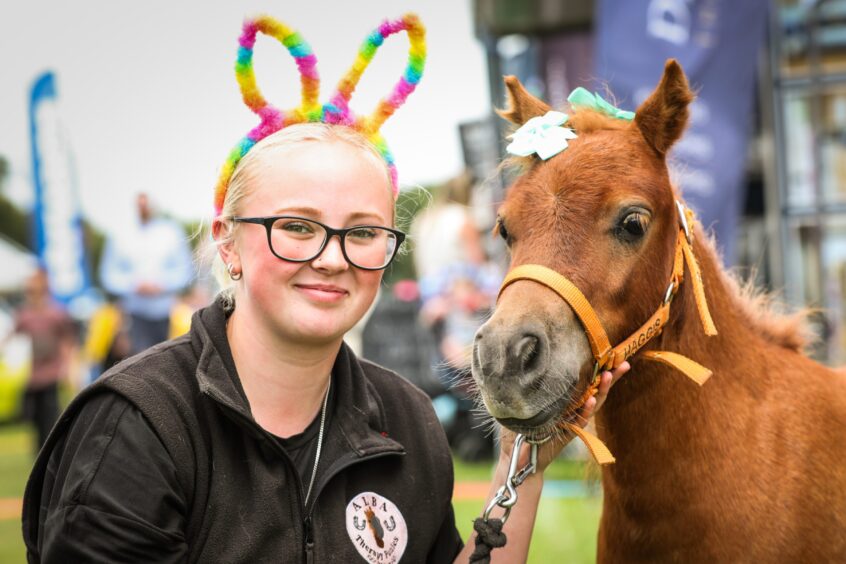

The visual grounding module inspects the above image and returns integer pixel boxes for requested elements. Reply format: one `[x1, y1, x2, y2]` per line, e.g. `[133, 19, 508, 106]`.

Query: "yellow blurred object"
[169, 302, 193, 339]
[84, 303, 122, 364]
[0, 335, 31, 421]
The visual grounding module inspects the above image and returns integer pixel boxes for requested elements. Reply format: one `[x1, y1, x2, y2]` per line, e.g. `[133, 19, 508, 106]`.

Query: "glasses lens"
[344, 227, 398, 269]
[270, 217, 327, 261]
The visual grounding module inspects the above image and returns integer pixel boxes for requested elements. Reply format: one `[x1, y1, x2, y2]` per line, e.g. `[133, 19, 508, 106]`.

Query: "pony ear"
[633, 59, 694, 156]
[497, 75, 551, 125]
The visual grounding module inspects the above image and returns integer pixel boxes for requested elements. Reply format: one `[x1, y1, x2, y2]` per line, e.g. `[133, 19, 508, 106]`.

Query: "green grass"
[454, 497, 602, 563]
[453, 454, 600, 482]
[453, 456, 602, 563]
[0, 424, 35, 498]
[0, 518, 25, 563]
[0, 426, 603, 562]
[0, 424, 34, 563]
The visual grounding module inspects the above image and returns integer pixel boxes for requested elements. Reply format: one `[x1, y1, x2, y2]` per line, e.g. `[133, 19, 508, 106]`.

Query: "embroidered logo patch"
[345, 491, 408, 563]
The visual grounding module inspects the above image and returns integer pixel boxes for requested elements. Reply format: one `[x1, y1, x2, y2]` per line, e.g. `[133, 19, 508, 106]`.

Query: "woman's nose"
[312, 235, 349, 271]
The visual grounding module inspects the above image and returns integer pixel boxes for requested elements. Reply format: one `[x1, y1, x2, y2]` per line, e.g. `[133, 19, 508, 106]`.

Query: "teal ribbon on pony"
[567, 87, 635, 121]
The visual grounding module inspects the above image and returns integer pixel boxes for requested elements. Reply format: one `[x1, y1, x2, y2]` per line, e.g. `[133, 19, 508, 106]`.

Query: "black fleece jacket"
[23, 299, 463, 563]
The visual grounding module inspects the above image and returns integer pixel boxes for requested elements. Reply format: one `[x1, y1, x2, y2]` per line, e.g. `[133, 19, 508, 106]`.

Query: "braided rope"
[470, 517, 507, 563]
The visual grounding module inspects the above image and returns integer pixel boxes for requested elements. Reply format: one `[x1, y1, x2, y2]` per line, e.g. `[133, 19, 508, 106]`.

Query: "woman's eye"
[616, 212, 648, 242]
[348, 227, 377, 240]
[280, 222, 314, 235]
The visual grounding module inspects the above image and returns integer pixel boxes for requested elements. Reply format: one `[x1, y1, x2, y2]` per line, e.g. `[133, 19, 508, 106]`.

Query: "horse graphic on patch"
[345, 492, 408, 563]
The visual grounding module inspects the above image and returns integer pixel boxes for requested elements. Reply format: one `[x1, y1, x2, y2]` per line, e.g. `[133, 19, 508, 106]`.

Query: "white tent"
[0, 234, 37, 294]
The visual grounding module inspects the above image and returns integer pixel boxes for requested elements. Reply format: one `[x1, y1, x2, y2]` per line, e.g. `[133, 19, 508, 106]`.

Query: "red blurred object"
[392, 280, 419, 302]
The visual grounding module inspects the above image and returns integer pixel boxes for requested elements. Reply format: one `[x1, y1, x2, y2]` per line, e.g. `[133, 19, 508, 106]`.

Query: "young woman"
[23, 15, 627, 563]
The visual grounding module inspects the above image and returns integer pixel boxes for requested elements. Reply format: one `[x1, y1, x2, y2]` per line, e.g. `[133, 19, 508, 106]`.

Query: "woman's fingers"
[578, 395, 596, 422]
[610, 361, 630, 385]
[593, 361, 630, 412]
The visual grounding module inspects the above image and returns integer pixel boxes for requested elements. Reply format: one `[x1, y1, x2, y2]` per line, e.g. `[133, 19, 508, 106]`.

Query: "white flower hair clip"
[505, 110, 577, 160]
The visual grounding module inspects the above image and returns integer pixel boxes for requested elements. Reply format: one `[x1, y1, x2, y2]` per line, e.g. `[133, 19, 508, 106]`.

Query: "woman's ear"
[212, 217, 240, 272]
[633, 59, 694, 156]
[497, 75, 552, 125]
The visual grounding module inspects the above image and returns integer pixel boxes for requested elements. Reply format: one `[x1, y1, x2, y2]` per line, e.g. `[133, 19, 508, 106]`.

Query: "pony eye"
[496, 217, 509, 242]
[616, 211, 648, 242]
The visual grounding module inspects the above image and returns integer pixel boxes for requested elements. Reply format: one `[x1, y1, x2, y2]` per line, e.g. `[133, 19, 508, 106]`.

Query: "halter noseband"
[497, 201, 717, 464]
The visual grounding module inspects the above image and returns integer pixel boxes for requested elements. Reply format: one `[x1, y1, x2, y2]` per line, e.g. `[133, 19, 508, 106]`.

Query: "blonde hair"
[207, 123, 394, 299]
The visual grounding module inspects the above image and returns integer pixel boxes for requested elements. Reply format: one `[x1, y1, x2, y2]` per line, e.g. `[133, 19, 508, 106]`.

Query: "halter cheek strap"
[497, 201, 717, 464]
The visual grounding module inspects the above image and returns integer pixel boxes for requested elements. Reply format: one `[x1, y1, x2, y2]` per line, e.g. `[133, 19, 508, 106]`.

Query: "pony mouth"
[493, 380, 589, 439]
[495, 394, 574, 436]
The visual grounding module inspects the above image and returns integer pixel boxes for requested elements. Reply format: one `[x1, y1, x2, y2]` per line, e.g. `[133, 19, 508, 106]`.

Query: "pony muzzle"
[471, 302, 591, 423]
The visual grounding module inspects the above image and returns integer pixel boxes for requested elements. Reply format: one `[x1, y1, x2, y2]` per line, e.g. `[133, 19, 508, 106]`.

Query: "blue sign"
[594, 0, 769, 264]
[29, 71, 90, 304]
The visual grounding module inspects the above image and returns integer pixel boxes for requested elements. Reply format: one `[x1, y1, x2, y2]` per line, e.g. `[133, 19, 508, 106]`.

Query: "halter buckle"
[676, 200, 691, 244]
[663, 280, 677, 305]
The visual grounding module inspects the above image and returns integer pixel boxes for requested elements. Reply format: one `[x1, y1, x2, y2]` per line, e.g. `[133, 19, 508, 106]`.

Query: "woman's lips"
[295, 283, 349, 303]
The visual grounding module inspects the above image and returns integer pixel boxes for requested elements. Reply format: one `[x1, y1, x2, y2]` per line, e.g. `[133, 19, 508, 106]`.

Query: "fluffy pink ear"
[328, 13, 426, 133]
[497, 75, 551, 125]
[633, 59, 694, 156]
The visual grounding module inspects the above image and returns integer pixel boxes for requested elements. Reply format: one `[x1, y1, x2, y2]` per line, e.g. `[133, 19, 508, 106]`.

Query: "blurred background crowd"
[0, 0, 841, 560]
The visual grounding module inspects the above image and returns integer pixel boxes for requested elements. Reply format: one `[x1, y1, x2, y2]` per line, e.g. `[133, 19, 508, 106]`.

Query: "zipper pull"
[304, 516, 314, 564]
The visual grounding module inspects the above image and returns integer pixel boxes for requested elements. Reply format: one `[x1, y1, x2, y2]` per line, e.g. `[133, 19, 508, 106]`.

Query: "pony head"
[472, 60, 699, 442]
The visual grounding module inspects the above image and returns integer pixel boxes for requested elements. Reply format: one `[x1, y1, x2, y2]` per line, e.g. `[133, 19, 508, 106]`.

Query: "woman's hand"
[498, 361, 630, 472]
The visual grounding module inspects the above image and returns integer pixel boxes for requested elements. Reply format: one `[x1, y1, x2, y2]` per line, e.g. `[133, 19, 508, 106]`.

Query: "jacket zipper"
[304, 516, 314, 564]
[300, 451, 402, 562]
[210, 392, 404, 563]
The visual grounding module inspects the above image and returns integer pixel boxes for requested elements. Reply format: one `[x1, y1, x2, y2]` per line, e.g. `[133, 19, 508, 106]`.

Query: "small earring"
[227, 263, 242, 281]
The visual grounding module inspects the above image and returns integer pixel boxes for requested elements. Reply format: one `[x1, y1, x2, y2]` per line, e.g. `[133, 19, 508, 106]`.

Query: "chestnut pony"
[472, 60, 846, 562]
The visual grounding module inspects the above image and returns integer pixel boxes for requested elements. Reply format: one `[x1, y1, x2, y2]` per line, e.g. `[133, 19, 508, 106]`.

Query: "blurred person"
[0, 268, 75, 450]
[411, 171, 499, 372]
[99, 192, 193, 355]
[412, 175, 504, 459]
[439, 273, 492, 371]
[411, 170, 486, 309]
[430, 265, 502, 461]
[23, 14, 628, 563]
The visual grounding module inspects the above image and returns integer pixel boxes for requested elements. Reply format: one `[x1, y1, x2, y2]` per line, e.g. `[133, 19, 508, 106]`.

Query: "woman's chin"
[286, 317, 354, 346]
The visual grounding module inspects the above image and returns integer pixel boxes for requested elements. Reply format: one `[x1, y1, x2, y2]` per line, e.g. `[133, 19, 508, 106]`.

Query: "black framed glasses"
[231, 215, 406, 271]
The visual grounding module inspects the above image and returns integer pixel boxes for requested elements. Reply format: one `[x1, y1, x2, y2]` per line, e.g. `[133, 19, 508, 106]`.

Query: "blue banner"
[29, 71, 90, 305]
[594, 0, 769, 264]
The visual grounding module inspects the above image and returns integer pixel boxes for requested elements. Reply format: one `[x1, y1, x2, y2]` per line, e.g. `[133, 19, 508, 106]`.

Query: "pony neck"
[596, 225, 781, 471]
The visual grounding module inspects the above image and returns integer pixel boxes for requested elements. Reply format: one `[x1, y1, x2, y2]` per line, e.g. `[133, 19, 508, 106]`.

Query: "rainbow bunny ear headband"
[214, 13, 426, 215]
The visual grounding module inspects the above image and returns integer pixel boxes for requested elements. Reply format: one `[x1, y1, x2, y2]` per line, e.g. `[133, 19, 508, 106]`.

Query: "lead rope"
[470, 434, 538, 563]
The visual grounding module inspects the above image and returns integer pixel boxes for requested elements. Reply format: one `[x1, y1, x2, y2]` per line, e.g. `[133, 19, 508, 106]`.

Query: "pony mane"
[695, 223, 813, 353]
[567, 107, 630, 135]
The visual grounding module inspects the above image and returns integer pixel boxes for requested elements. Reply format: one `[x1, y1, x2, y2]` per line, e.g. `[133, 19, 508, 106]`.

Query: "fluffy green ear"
[497, 75, 552, 125]
[633, 59, 694, 156]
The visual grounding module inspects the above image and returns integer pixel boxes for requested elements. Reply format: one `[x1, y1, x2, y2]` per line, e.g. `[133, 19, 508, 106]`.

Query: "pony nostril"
[516, 334, 541, 372]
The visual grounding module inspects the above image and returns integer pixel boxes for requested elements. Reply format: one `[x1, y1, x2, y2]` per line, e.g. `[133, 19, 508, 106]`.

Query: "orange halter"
[497, 201, 717, 464]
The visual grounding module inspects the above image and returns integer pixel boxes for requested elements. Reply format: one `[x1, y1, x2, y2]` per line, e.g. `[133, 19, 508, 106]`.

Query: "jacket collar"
[189, 297, 404, 456]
